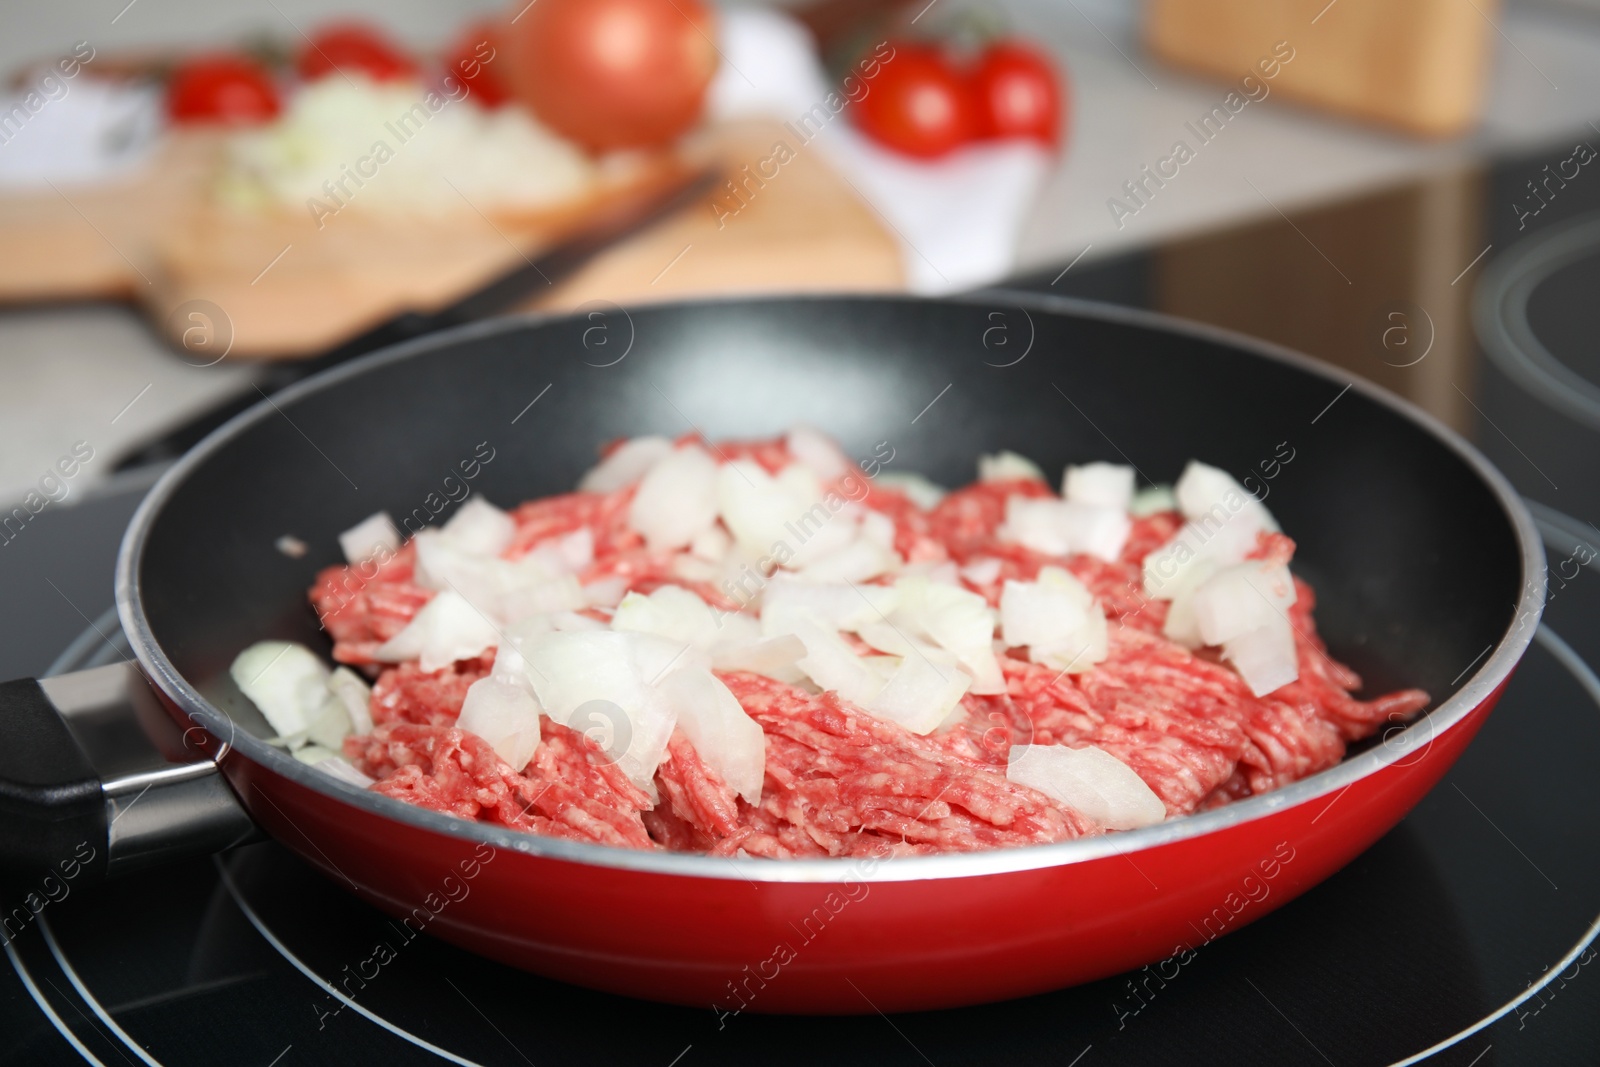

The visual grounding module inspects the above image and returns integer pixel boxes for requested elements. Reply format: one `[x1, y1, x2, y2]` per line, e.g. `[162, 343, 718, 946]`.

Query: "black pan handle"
[0, 662, 257, 890]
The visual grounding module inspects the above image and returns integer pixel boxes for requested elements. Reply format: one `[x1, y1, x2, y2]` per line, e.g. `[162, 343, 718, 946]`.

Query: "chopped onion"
[304, 692, 353, 750]
[1141, 510, 1266, 601]
[1191, 561, 1297, 646]
[327, 667, 374, 735]
[785, 425, 849, 480]
[554, 528, 595, 571]
[516, 629, 676, 792]
[859, 510, 897, 551]
[1063, 463, 1134, 511]
[1175, 460, 1278, 532]
[1223, 621, 1299, 696]
[373, 590, 500, 672]
[978, 451, 1046, 483]
[998, 496, 1131, 562]
[690, 523, 732, 562]
[578, 435, 673, 493]
[760, 576, 899, 632]
[583, 577, 629, 608]
[307, 755, 375, 788]
[655, 667, 765, 803]
[1130, 484, 1176, 518]
[865, 646, 971, 735]
[441, 496, 515, 557]
[629, 445, 720, 552]
[612, 586, 719, 651]
[873, 471, 946, 509]
[458, 676, 544, 771]
[293, 744, 341, 765]
[1007, 744, 1166, 830]
[339, 512, 400, 565]
[764, 607, 883, 706]
[960, 557, 1003, 587]
[231, 641, 331, 739]
[712, 633, 807, 683]
[497, 570, 587, 624]
[795, 536, 900, 583]
[890, 576, 1003, 695]
[1000, 567, 1107, 673]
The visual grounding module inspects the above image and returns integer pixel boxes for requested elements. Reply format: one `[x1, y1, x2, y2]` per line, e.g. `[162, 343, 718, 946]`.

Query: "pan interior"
[133, 296, 1522, 766]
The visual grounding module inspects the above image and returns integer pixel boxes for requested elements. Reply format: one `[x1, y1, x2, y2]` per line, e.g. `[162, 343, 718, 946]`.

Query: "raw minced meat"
[314, 434, 1429, 855]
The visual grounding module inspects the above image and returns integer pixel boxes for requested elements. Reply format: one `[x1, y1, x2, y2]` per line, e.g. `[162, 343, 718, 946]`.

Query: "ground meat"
[312, 438, 1430, 855]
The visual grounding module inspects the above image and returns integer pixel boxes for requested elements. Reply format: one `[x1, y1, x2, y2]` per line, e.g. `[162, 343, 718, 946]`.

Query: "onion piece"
[612, 585, 719, 651]
[578, 435, 673, 493]
[711, 633, 807, 684]
[690, 523, 732, 562]
[763, 607, 883, 706]
[516, 629, 677, 793]
[327, 667, 374, 735]
[999, 567, 1107, 673]
[795, 536, 900, 583]
[458, 676, 544, 771]
[998, 496, 1131, 562]
[960, 557, 1003, 587]
[1191, 560, 1297, 646]
[629, 445, 720, 552]
[307, 755, 375, 788]
[339, 512, 400, 565]
[760, 576, 899, 633]
[230, 641, 332, 740]
[293, 744, 340, 765]
[978, 451, 1046, 483]
[1063, 462, 1134, 511]
[373, 590, 500, 672]
[890, 576, 1004, 695]
[583, 577, 629, 608]
[785, 424, 849, 480]
[1141, 508, 1266, 602]
[1007, 744, 1166, 830]
[441, 496, 515, 557]
[655, 667, 766, 803]
[1130, 484, 1176, 518]
[865, 646, 971, 735]
[873, 471, 946, 509]
[1223, 621, 1299, 696]
[1175, 460, 1278, 532]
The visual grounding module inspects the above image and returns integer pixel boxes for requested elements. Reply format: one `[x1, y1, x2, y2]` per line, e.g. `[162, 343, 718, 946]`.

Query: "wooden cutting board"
[0, 119, 902, 358]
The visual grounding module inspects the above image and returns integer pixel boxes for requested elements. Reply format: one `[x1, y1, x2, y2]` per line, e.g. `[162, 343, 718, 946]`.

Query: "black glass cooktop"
[5, 130, 1600, 1065]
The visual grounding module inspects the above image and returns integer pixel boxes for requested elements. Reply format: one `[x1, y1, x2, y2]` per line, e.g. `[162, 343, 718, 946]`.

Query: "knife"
[113, 165, 717, 471]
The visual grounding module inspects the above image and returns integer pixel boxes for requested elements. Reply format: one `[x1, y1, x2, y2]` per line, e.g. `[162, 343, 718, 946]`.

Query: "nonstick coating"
[136, 293, 1519, 778]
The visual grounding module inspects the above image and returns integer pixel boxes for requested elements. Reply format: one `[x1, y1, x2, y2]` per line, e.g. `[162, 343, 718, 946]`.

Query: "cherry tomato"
[969, 42, 1062, 146]
[507, 0, 718, 151]
[443, 20, 511, 108]
[852, 43, 977, 160]
[297, 22, 416, 83]
[167, 54, 281, 125]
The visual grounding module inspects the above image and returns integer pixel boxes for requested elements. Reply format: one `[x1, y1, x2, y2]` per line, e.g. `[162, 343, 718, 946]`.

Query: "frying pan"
[0, 293, 1543, 1013]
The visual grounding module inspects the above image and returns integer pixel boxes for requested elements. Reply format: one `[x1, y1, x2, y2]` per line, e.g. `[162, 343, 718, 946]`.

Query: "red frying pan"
[0, 293, 1543, 1012]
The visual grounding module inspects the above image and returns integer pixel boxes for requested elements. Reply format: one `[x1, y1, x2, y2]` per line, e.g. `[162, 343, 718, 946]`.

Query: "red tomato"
[970, 42, 1062, 146]
[297, 22, 416, 83]
[507, 0, 718, 151]
[444, 21, 511, 108]
[167, 54, 281, 125]
[852, 44, 977, 160]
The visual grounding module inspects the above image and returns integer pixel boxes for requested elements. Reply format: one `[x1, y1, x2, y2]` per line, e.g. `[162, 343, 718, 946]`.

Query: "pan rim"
[113, 290, 1547, 883]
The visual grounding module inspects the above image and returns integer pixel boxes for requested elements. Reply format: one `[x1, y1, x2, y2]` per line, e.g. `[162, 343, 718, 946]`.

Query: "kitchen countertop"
[3, 0, 1600, 503]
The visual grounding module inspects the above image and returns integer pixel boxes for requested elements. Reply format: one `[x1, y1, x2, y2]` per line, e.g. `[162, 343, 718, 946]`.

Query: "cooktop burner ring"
[1474, 210, 1600, 433]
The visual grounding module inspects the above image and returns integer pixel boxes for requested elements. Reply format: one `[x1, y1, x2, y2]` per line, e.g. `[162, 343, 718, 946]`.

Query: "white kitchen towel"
[707, 5, 1053, 294]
